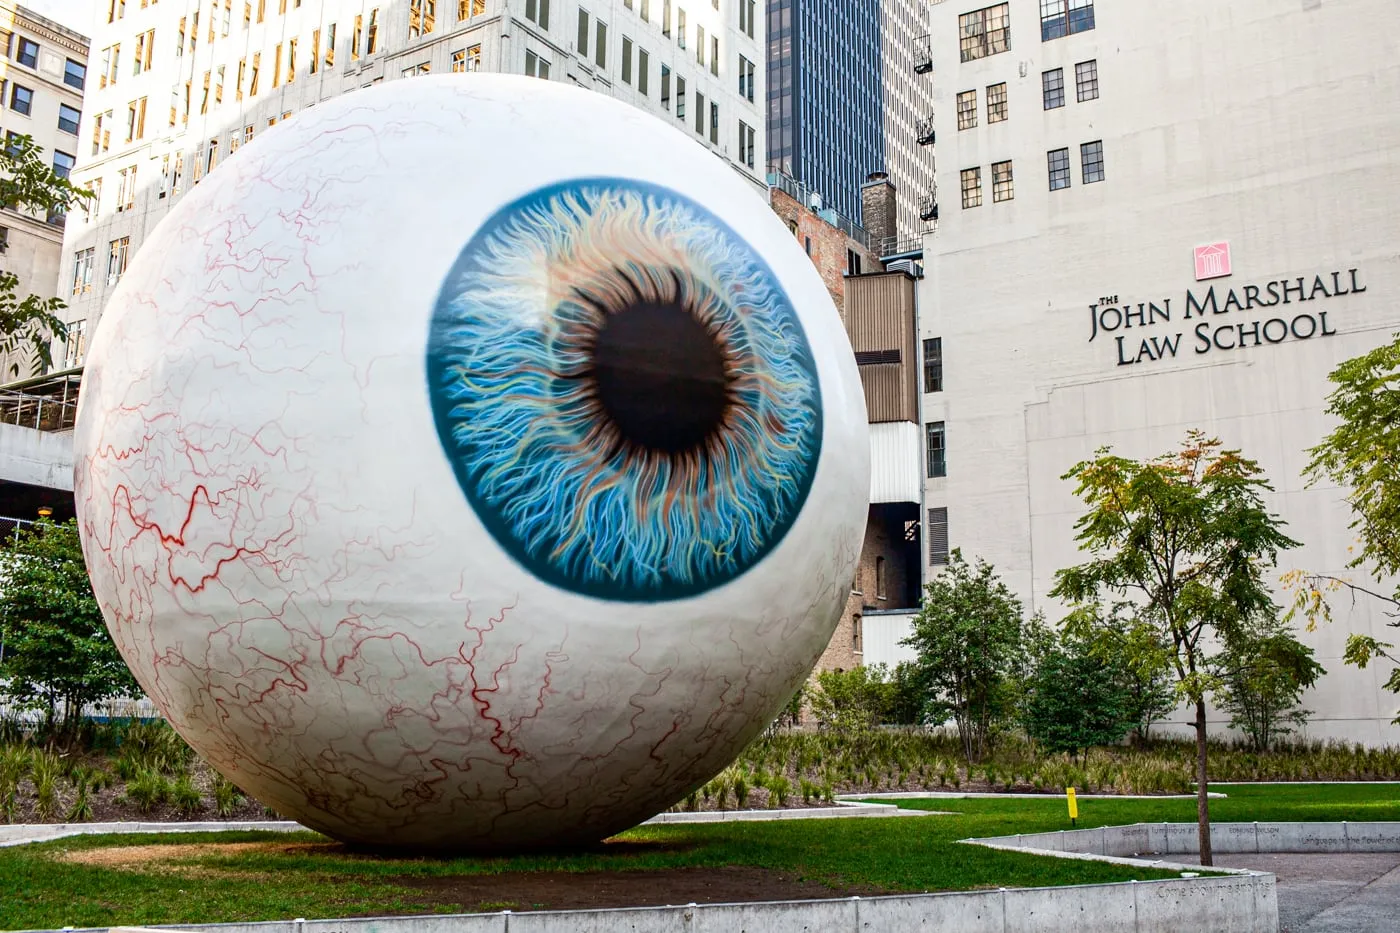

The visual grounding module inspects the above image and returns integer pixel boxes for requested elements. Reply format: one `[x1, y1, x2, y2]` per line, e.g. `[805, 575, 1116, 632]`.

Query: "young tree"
[1292, 333, 1400, 720]
[902, 551, 1035, 763]
[1051, 432, 1299, 866]
[0, 519, 138, 736]
[1022, 635, 1134, 762]
[0, 134, 93, 377]
[1213, 618, 1324, 751]
[808, 665, 895, 733]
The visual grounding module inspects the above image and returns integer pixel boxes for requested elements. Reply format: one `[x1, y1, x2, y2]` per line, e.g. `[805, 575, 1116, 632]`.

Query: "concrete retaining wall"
[966, 821, 1400, 858]
[81, 877, 1276, 933]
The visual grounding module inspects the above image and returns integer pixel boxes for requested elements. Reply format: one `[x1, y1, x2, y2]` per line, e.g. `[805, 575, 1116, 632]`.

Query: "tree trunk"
[1195, 698, 1213, 867]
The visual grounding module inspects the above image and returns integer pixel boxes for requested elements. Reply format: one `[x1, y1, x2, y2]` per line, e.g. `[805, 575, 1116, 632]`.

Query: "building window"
[695, 91, 704, 134]
[711, 35, 718, 76]
[84, 177, 101, 220]
[1081, 140, 1105, 183]
[661, 64, 670, 108]
[9, 83, 32, 116]
[595, 20, 607, 68]
[525, 0, 549, 29]
[58, 104, 81, 135]
[133, 29, 153, 74]
[926, 421, 947, 478]
[709, 101, 719, 143]
[621, 36, 632, 83]
[677, 7, 686, 49]
[459, 0, 485, 17]
[409, 0, 436, 37]
[50, 168, 74, 221]
[740, 0, 755, 37]
[923, 338, 943, 393]
[958, 3, 1010, 63]
[739, 55, 755, 102]
[402, 62, 430, 76]
[852, 614, 862, 652]
[662, 0, 671, 36]
[16, 37, 38, 68]
[577, 9, 589, 57]
[986, 82, 1008, 122]
[956, 90, 977, 130]
[325, 23, 336, 68]
[452, 45, 481, 72]
[1048, 147, 1071, 190]
[107, 236, 131, 285]
[638, 48, 649, 94]
[64, 319, 87, 368]
[991, 159, 1013, 202]
[524, 49, 551, 79]
[366, 7, 380, 55]
[72, 249, 95, 296]
[116, 164, 137, 210]
[1076, 59, 1099, 101]
[875, 557, 886, 600]
[641, 0, 650, 21]
[960, 167, 981, 209]
[675, 75, 685, 118]
[1042, 68, 1064, 109]
[64, 59, 86, 89]
[927, 507, 949, 566]
[1041, 0, 1095, 41]
[696, 24, 705, 65]
[738, 120, 755, 168]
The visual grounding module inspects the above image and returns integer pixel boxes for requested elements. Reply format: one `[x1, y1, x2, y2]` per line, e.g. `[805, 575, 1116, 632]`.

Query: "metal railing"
[766, 170, 877, 252]
[0, 388, 78, 431]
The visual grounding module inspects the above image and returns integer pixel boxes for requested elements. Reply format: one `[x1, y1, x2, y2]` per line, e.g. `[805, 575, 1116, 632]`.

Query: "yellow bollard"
[1067, 787, 1078, 827]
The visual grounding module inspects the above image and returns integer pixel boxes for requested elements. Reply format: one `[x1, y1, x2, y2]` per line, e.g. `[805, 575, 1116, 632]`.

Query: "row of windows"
[958, 142, 1102, 206]
[1, 28, 87, 89]
[958, 160, 1011, 207]
[1049, 140, 1104, 188]
[70, 237, 130, 296]
[1043, 60, 1097, 109]
[959, 0, 1095, 63]
[960, 61, 1097, 129]
[955, 82, 1006, 130]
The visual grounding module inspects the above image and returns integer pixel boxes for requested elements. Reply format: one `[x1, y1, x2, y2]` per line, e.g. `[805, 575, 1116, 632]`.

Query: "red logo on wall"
[1194, 242, 1232, 281]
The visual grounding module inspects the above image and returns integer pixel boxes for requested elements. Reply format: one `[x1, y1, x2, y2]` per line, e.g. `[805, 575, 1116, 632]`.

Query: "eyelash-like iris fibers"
[426, 179, 822, 602]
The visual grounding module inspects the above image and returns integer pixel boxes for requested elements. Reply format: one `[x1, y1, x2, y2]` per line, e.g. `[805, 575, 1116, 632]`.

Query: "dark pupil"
[588, 297, 731, 455]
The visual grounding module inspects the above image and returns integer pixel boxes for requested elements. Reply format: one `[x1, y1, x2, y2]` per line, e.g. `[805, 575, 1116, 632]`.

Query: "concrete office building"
[871, 0, 1400, 743]
[0, 2, 87, 375]
[766, 0, 935, 244]
[58, 0, 767, 346]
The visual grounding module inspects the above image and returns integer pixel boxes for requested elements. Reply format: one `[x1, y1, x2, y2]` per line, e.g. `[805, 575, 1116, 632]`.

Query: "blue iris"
[426, 178, 822, 602]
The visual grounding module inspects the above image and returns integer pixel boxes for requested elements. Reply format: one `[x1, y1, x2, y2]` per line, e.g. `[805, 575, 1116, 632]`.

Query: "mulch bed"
[382, 866, 884, 913]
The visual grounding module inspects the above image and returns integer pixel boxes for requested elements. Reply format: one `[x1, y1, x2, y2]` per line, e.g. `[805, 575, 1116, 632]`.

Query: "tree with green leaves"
[1064, 602, 1177, 744]
[1213, 617, 1324, 752]
[0, 133, 93, 377]
[1051, 431, 1300, 866]
[1290, 333, 1400, 721]
[0, 519, 138, 737]
[1022, 634, 1134, 762]
[901, 551, 1038, 763]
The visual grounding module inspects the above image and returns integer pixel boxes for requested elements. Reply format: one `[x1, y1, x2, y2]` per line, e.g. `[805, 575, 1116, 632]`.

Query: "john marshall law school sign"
[1086, 269, 1364, 366]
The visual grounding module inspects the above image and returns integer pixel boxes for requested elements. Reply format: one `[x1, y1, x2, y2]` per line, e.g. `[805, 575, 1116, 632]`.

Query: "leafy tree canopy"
[0, 134, 93, 377]
[0, 519, 138, 734]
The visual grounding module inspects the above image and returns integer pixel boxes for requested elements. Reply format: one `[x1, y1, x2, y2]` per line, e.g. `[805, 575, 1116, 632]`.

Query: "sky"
[19, 0, 94, 35]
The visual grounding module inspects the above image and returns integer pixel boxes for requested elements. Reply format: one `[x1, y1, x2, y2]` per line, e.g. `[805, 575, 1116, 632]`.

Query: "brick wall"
[769, 188, 873, 320]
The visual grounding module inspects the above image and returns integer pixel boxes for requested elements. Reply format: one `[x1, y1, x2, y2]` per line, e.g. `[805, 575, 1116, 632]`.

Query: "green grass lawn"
[1, 783, 1395, 930]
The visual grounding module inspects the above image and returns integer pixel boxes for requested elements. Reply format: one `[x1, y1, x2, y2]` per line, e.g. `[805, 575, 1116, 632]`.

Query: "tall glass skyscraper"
[767, 0, 935, 242]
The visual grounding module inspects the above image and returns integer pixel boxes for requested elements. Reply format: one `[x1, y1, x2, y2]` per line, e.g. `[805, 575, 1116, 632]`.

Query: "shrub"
[125, 771, 171, 813]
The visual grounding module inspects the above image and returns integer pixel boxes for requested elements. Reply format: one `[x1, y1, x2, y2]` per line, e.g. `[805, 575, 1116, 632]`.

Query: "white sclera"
[74, 75, 869, 850]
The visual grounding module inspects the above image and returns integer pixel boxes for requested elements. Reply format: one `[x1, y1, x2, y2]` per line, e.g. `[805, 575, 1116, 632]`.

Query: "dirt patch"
[59, 841, 338, 870]
[382, 866, 884, 913]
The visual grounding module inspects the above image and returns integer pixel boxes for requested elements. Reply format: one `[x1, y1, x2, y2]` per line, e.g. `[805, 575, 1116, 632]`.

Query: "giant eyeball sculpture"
[74, 75, 869, 851]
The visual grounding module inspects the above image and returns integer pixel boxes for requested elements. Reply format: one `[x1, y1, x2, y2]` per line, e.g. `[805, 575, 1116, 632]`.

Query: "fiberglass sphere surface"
[74, 75, 869, 851]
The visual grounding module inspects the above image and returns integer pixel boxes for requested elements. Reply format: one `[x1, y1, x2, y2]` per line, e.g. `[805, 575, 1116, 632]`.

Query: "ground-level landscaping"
[2, 783, 1396, 929]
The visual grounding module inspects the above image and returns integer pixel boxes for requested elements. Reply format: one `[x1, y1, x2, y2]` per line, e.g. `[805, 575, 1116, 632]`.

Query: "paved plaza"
[1186, 853, 1400, 933]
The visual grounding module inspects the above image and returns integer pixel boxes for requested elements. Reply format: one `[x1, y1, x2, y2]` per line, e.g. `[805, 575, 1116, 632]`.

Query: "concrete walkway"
[1184, 852, 1400, 933]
